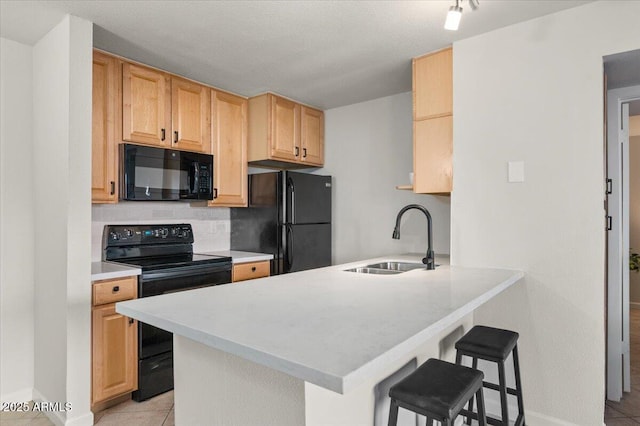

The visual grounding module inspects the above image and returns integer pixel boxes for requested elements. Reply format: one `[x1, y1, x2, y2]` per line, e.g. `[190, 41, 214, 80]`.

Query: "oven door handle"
[141, 263, 231, 281]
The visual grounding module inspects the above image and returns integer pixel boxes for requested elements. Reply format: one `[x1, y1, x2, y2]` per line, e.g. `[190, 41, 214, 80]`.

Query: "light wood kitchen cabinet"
[171, 77, 211, 153]
[413, 47, 453, 120]
[92, 51, 119, 203]
[122, 62, 171, 147]
[300, 106, 324, 166]
[123, 63, 210, 152]
[414, 115, 452, 193]
[232, 261, 270, 282]
[91, 276, 138, 408]
[412, 47, 453, 194]
[248, 93, 324, 168]
[209, 90, 248, 207]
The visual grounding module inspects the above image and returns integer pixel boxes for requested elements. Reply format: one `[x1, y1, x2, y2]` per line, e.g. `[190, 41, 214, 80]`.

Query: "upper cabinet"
[300, 106, 324, 166]
[122, 63, 210, 153]
[92, 51, 119, 203]
[412, 47, 453, 194]
[248, 93, 324, 168]
[209, 90, 248, 207]
[413, 47, 453, 120]
[171, 77, 211, 153]
[122, 63, 171, 147]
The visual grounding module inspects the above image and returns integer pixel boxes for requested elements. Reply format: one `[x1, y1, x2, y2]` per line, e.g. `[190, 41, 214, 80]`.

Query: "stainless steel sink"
[365, 261, 426, 272]
[343, 267, 403, 275]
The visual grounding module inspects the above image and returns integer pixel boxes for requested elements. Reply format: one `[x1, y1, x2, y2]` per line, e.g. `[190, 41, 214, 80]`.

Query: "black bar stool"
[455, 325, 525, 426]
[388, 358, 487, 426]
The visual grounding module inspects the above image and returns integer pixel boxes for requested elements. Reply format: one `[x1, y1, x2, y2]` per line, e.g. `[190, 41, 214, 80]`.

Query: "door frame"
[606, 85, 640, 401]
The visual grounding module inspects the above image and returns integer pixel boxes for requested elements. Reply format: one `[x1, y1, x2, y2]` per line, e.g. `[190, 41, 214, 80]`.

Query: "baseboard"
[32, 388, 94, 426]
[32, 388, 65, 426]
[630, 302, 640, 310]
[526, 409, 581, 425]
[0, 387, 33, 404]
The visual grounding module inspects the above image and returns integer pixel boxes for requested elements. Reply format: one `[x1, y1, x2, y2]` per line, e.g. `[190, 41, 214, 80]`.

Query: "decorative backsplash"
[92, 202, 230, 261]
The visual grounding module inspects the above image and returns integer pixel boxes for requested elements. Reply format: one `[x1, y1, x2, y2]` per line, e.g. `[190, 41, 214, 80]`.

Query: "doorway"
[604, 48, 640, 423]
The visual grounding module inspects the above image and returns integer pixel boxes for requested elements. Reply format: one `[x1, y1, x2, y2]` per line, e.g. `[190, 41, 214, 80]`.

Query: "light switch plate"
[508, 161, 525, 183]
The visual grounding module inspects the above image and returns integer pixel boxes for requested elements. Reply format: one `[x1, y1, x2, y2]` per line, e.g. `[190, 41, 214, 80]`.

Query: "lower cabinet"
[232, 261, 270, 283]
[91, 276, 138, 408]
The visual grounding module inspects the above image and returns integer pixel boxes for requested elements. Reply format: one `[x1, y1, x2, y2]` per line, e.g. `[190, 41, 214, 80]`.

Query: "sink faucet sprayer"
[392, 204, 435, 270]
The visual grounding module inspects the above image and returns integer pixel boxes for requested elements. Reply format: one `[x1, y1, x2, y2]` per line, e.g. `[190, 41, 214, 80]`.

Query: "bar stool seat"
[455, 325, 518, 361]
[455, 325, 525, 426]
[388, 358, 487, 426]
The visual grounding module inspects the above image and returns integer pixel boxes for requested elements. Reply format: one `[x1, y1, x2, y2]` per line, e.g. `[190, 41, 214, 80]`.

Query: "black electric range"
[103, 224, 232, 401]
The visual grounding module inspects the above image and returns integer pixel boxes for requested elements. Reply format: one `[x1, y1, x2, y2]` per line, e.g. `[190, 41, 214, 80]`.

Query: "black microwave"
[120, 144, 214, 201]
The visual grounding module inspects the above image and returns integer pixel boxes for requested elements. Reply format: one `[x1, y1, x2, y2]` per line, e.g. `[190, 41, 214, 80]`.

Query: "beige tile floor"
[605, 309, 640, 425]
[0, 391, 174, 426]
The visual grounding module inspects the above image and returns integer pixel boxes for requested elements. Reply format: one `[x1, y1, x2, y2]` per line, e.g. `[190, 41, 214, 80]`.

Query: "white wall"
[91, 203, 230, 260]
[33, 15, 93, 426]
[323, 92, 450, 264]
[0, 38, 35, 403]
[451, 1, 640, 424]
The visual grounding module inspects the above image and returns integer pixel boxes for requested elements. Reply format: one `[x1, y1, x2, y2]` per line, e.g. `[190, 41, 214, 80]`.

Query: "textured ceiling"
[1, 0, 594, 109]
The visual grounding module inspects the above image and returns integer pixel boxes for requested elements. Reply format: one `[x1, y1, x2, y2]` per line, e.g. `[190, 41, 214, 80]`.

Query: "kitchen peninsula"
[117, 254, 523, 425]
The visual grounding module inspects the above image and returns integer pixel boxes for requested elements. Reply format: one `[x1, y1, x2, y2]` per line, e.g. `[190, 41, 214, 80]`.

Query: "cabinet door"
[92, 51, 118, 203]
[414, 115, 452, 194]
[171, 77, 211, 153]
[270, 95, 300, 161]
[413, 48, 452, 120]
[92, 304, 138, 405]
[210, 91, 247, 207]
[300, 106, 324, 166]
[122, 62, 170, 146]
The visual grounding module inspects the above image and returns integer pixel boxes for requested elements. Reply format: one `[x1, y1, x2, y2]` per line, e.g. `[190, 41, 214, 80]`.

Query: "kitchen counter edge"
[199, 250, 274, 264]
[91, 261, 141, 282]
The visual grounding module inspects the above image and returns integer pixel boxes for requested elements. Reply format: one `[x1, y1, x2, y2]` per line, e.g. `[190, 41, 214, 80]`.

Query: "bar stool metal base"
[455, 326, 526, 426]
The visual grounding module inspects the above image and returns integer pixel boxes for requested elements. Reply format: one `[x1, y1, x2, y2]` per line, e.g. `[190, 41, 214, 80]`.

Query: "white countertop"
[91, 261, 141, 281]
[198, 250, 273, 264]
[116, 254, 523, 394]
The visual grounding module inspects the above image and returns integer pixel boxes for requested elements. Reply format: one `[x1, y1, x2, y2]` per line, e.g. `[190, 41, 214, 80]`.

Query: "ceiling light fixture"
[444, 0, 463, 31]
[444, 0, 479, 31]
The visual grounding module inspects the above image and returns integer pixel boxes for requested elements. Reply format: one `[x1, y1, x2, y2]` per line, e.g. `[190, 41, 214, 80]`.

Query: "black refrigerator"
[230, 171, 332, 275]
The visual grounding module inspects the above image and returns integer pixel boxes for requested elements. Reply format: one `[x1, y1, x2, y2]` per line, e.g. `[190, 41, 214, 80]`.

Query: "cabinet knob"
[295, 147, 299, 157]
[112, 286, 120, 292]
[303, 148, 307, 158]
[161, 128, 166, 141]
[251, 266, 256, 272]
[174, 131, 179, 144]
[110, 181, 115, 195]
[128, 318, 134, 325]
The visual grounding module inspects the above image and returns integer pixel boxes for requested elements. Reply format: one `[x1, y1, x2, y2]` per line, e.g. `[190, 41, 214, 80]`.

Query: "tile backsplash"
[92, 202, 230, 261]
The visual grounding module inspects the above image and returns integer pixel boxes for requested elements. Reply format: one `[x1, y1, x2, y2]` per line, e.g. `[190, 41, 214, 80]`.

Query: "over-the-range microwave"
[120, 143, 214, 201]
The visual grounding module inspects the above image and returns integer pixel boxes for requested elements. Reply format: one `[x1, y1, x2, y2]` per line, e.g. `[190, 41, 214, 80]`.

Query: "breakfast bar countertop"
[117, 253, 523, 394]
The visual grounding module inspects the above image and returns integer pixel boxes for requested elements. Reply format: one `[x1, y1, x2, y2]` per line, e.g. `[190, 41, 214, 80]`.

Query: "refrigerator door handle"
[287, 176, 296, 224]
[286, 225, 294, 271]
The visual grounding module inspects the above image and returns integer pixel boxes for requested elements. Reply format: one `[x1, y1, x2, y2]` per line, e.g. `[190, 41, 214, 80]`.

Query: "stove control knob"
[110, 232, 119, 241]
[123, 228, 133, 238]
[161, 228, 168, 237]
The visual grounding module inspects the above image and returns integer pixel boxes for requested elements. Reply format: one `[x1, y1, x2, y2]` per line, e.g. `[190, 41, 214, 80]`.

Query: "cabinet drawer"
[93, 276, 137, 306]
[233, 261, 270, 283]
